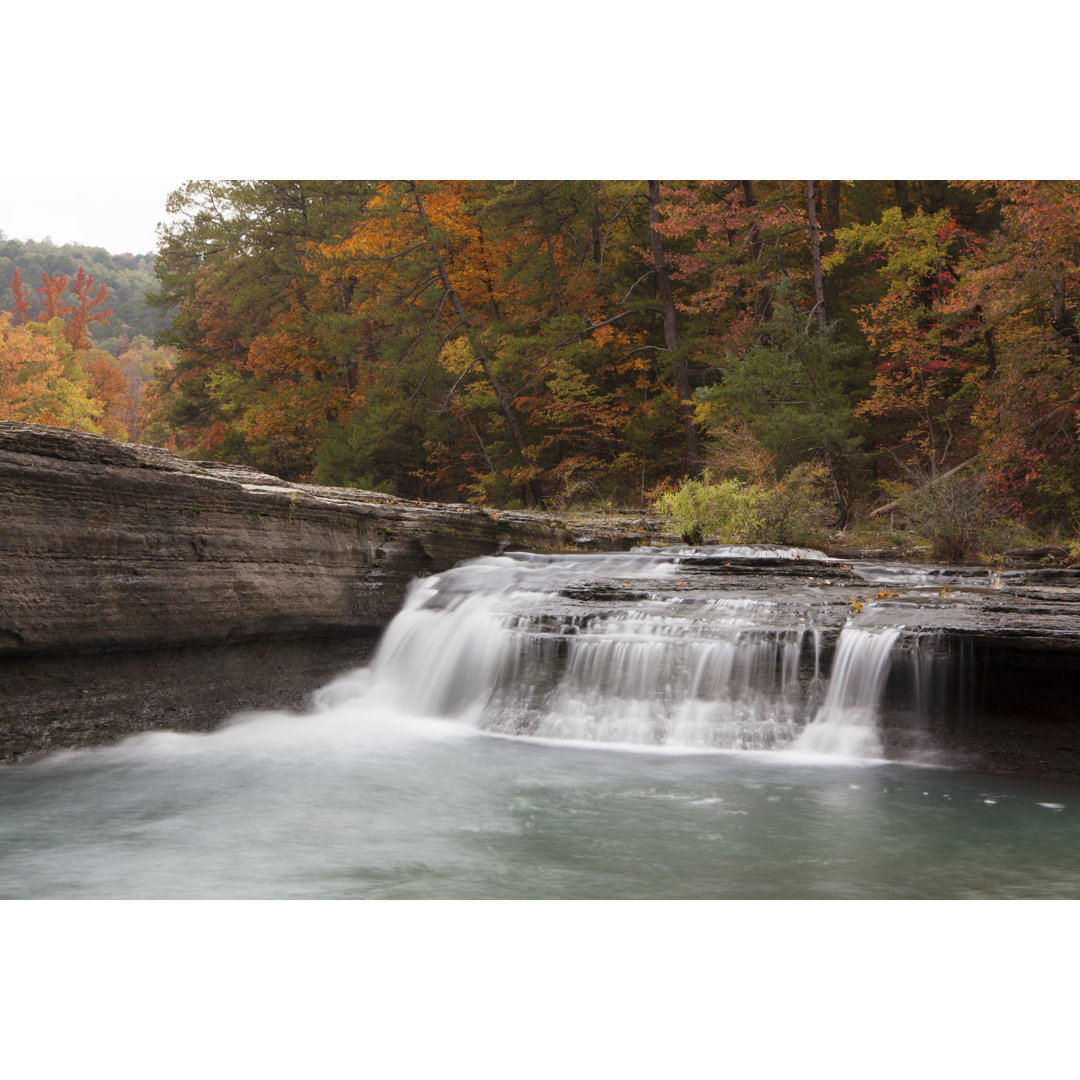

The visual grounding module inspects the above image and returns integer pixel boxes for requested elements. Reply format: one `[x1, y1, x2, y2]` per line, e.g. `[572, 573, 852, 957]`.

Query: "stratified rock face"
[0, 422, 573, 657]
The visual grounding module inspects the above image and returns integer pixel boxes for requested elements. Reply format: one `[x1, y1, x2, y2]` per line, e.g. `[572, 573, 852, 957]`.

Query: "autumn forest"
[4, 180, 1080, 556]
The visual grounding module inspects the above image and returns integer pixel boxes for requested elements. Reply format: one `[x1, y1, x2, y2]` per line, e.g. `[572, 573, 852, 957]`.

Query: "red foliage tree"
[9, 270, 33, 325]
[35, 272, 71, 322]
[65, 267, 113, 349]
[21, 269, 112, 348]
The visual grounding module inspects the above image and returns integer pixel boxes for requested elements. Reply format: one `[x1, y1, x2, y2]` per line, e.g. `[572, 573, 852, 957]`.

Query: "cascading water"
[322, 547, 904, 759]
[5, 543, 1080, 900]
[791, 625, 900, 757]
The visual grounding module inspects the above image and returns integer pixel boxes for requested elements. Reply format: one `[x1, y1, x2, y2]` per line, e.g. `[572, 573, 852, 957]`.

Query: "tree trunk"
[894, 180, 914, 219]
[867, 456, 977, 518]
[1050, 261, 1078, 350]
[591, 184, 603, 264]
[806, 180, 827, 331]
[543, 221, 563, 316]
[823, 451, 852, 530]
[741, 180, 773, 321]
[822, 180, 841, 252]
[648, 180, 703, 478]
[409, 182, 543, 507]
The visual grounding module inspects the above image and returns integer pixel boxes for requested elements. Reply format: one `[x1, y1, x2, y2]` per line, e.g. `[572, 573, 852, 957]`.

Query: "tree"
[80, 349, 133, 440]
[943, 181, 1080, 519]
[307, 181, 658, 504]
[65, 267, 113, 349]
[698, 284, 868, 525]
[824, 206, 985, 474]
[648, 180, 702, 477]
[0, 314, 105, 432]
[150, 180, 372, 474]
[114, 335, 175, 440]
[8, 269, 32, 324]
[9, 269, 114, 349]
[806, 180, 827, 330]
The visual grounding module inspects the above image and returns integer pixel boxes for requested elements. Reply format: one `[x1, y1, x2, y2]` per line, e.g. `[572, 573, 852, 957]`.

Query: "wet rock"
[3, 422, 1080, 779]
[1003, 545, 1070, 561]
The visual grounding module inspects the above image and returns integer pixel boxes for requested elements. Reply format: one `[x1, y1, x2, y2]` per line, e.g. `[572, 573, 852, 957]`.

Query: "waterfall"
[791, 625, 900, 758]
[341, 550, 910, 758]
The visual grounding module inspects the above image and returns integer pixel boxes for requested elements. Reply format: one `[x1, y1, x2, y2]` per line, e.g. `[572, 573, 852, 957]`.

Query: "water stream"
[2, 546, 1079, 898]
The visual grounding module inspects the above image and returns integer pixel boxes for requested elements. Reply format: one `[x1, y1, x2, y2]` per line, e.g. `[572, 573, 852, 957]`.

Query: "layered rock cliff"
[3, 421, 1080, 782]
[0, 422, 579, 757]
[0, 421, 577, 657]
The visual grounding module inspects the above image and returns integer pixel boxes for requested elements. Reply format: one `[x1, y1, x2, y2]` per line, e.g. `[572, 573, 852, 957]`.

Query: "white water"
[330, 550, 900, 757]
[792, 625, 901, 757]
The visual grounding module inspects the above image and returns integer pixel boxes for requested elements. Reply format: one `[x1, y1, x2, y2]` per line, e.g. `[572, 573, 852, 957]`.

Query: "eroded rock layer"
[3, 422, 1080, 781]
[0, 421, 573, 656]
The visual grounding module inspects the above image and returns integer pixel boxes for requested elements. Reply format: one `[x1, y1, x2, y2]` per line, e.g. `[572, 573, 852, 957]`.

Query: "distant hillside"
[0, 234, 171, 353]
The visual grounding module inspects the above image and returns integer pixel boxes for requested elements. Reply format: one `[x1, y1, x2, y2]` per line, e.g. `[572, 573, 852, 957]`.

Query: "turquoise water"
[1, 706, 1077, 898]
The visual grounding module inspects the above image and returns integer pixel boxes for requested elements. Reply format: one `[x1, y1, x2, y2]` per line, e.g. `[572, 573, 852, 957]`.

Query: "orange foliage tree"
[307, 180, 657, 503]
[824, 206, 986, 472]
[0, 313, 107, 432]
[943, 181, 1080, 518]
[2, 269, 128, 438]
[143, 179, 1080, 532]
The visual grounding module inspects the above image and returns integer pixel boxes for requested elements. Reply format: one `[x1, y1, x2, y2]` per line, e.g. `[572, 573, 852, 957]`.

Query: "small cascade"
[791, 624, 901, 757]
[481, 617, 818, 750]
[344, 549, 920, 758]
[366, 579, 514, 718]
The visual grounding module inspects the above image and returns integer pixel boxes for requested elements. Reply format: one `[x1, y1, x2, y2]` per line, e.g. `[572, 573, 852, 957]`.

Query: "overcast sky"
[1, 2, 1071, 262]
[0, 179, 185, 255]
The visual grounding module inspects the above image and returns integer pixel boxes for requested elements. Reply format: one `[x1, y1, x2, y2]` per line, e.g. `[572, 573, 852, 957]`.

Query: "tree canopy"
[5, 180, 1080, 533]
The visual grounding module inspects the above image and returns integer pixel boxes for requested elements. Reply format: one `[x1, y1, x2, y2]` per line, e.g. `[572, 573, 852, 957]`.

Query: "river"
[2, 546, 1078, 898]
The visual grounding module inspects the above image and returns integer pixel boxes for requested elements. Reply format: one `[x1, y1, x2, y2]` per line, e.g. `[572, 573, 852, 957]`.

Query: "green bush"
[654, 463, 832, 546]
[749, 462, 833, 545]
[653, 475, 759, 544]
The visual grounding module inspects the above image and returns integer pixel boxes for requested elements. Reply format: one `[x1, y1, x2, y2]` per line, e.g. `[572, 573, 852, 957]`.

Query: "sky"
[0, 3, 1069, 257]
[0, 178, 184, 254]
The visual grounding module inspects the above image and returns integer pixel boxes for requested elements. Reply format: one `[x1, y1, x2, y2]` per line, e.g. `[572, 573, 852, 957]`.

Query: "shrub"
[653, 475, 759, 544]
[748, 462, 833, 545]
[654, 463, 832, 546]
[896, 467, 1032, 561]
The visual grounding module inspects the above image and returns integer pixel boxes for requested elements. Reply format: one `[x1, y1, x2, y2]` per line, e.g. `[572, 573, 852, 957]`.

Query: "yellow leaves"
[706, 420, 775, 483]
[0, 313, 105, 434]
[850, 589, 899, 610]
[421, 181, 477, 243]
[439, 336, 475, 374]
[592, 323, 616, 348]
[692, 399, 714, 425]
